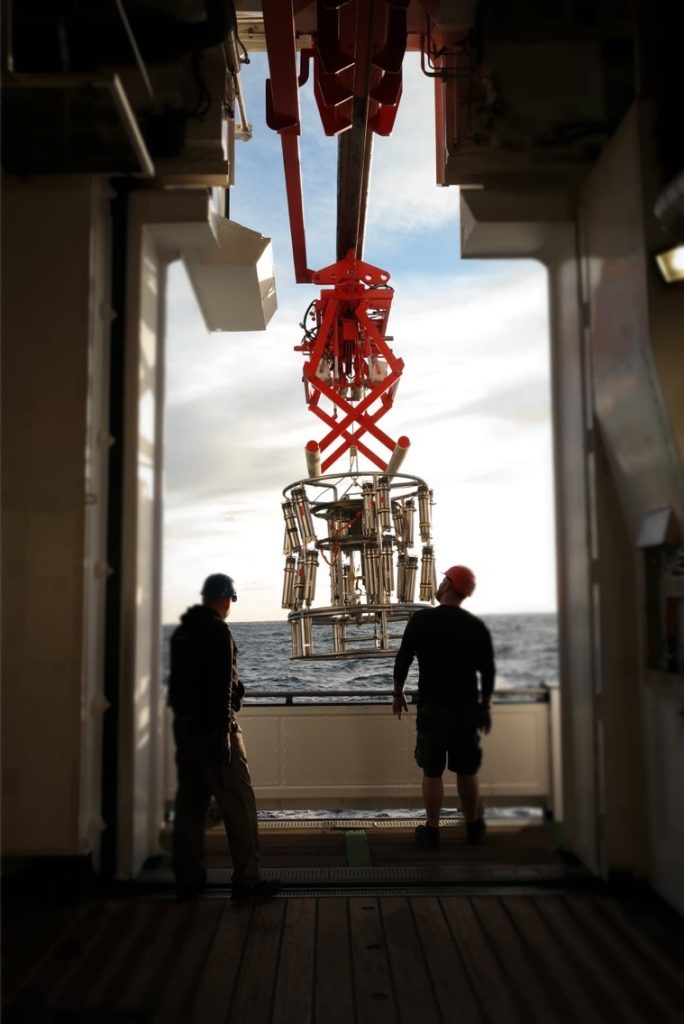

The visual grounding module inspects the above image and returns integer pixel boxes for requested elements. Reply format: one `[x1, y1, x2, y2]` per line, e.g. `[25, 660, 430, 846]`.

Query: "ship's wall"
[115, 216, 166, 879]
[584, 106, 684, 529]
[1, 180, 110, 857]
[459, 192, 602, 873]
[114, 189, 236, 878]
[457, 98, 684, 896]
[547, 236, 601, 874]
[580, 103, 684, 908]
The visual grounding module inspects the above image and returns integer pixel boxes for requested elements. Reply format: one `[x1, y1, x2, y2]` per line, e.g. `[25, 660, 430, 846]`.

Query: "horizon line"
[162, 609, 558, 626]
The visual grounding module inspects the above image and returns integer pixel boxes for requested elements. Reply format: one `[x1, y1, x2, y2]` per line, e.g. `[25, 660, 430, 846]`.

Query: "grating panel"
[251, 867, 332, 882]
[199, 865, 577, 887]
[256, 818, 462, 830]
[258, 819, 345, 830]
[326, 864, 557, 883]
[256, 816, 541, 830]
[140, 862, 582, 890]
[207, 869, 233, 884]
[151, 883, 577, 901]
[256, 886, 573, 899]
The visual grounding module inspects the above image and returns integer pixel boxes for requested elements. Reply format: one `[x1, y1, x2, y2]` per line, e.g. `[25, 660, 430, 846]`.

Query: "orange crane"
[260, 2, 478, 654]
[262, 0, 410, 473]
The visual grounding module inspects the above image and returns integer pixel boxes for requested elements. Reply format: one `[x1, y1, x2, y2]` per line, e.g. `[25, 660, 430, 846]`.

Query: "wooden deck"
[3, 822, 684, 1022]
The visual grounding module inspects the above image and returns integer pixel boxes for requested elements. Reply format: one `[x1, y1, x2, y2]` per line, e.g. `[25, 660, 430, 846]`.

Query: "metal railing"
[242, 686, 551, 706]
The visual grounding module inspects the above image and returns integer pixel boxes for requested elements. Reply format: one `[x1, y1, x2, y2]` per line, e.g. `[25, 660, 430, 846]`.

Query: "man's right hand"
[478, 704, 492, 734]
[392, 693, 408, 719]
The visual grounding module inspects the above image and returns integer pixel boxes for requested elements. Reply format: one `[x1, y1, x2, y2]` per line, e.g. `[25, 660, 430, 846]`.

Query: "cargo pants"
[172, 716, 260, 894]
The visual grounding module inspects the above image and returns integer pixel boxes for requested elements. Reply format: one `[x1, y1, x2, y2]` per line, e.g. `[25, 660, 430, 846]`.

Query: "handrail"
[243, 686, 551, 705]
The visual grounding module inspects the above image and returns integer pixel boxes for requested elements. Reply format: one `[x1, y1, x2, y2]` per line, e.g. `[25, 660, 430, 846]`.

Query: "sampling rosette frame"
[281, 469, 437, 659]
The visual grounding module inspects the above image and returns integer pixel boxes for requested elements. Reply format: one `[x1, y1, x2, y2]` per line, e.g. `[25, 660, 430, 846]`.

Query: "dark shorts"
[414, 704, 482, 777]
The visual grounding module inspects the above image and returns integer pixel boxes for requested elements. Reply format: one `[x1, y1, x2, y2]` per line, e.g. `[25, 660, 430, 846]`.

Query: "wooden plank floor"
[3, 890, 683, 1022]
[3, 825, 684, 1023]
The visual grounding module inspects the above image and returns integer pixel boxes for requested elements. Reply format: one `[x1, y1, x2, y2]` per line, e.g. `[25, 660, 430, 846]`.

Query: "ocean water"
[162, 613, 558, 699]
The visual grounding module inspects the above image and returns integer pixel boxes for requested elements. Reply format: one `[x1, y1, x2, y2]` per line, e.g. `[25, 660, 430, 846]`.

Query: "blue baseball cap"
[201, 573, 238, 601]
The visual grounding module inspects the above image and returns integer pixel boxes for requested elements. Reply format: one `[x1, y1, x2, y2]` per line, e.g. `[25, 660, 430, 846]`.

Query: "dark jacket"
[168, 605, 243, 730]
[393, 605, 495, 709]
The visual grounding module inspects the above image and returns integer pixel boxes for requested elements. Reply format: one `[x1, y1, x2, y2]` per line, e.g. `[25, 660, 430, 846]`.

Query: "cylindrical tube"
[420, 545, 434, 601]
[361, 481, 376, 534]
[377, 475, 391, 530]
[397, 553, 406, 601]
[293, 556, 306, 608]
[283, 525, 294, 556]
[282, 500, 301, 552]
[402, 499, 415, 547]
[290, 620, 301, 657]
[386, 435, 410, 475]
[365, 543, 381, 602]
[343, 559, 357, 604]
[291, 486, 316, 545]
[281, 555, 296, 608]
[392, 500, 404, 543]
[305, 440, 321, 478]
[332, 516, 350, 539]
[418, 485, 432, 542]
[330, 558, 342, 606]
[382, 536, 394, 595]
[304, 550, 318, 605]
[404, 555, 418, 602]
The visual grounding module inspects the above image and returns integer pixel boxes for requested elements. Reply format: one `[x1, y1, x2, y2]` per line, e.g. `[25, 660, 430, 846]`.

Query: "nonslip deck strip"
[344, 828, 371, 867]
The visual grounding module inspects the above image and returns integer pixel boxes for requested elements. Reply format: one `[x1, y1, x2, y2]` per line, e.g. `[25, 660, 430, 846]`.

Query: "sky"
[162, 52, 556, 623]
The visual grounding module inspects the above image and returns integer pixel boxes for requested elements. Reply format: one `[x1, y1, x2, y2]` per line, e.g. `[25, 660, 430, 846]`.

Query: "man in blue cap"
[168, 572, 280, 902]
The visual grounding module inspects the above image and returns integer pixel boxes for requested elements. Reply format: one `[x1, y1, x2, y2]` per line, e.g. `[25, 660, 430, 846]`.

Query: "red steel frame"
[261, 1, 426, 471]
[296, 250, 404, 472]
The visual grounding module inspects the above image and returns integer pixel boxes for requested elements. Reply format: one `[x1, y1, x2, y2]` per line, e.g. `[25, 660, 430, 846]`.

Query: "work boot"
[466, 816, 486, 844]
[230, 878, 282, 903]
[414, 824, 440, 849]
[175, 868, 207, 901]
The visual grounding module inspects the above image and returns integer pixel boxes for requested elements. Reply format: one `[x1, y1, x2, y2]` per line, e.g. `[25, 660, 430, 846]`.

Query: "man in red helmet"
[392, 565, 495, 847]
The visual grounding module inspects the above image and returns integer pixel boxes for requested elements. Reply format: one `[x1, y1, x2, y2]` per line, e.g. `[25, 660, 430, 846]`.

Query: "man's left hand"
[479, 704, 492, 734]
[231, 680, 245, 712]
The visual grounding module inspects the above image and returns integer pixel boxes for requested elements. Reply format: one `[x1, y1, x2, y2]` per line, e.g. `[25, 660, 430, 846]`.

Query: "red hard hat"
[444, 565, 476, 597]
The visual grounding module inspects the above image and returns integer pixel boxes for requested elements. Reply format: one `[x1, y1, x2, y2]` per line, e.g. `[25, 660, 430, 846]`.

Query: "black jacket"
[168, 605, 241, 730]
[393, 605, 495, 709]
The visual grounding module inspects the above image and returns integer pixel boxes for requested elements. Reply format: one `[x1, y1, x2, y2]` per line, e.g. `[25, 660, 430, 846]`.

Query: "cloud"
[453, 378, 550, 423]
[365, 56, 460, 234]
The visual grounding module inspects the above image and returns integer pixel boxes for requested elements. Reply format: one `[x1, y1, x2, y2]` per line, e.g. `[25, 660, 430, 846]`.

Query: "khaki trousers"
[172, 716, 260, 891]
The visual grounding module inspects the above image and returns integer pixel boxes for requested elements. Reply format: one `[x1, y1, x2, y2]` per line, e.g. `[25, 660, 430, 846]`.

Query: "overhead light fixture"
[655, 244, 684, 283]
